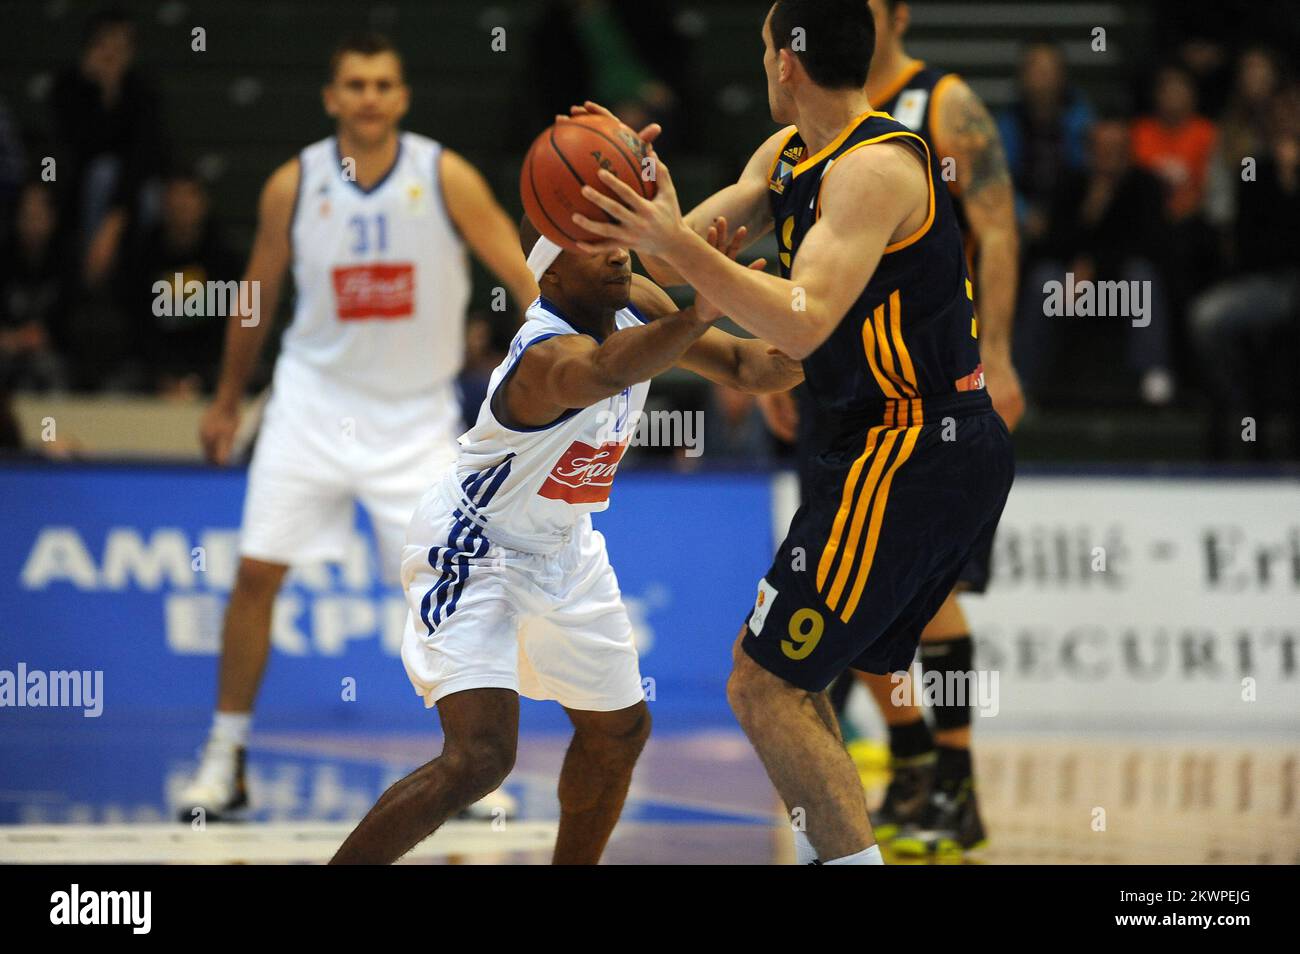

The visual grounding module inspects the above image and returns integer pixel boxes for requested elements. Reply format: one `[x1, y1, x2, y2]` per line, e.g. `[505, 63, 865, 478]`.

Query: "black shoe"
[869, 755, 935, 842]
[892, 774, 987, 857]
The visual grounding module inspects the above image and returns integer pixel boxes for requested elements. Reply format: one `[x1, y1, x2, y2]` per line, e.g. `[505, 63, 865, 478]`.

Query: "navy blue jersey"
[875, 62, 972, 249]
[768, 110, 984, 429]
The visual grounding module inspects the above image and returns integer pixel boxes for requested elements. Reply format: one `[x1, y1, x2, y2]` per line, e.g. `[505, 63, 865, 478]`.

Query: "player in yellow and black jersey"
[568, 0, 1013, 865]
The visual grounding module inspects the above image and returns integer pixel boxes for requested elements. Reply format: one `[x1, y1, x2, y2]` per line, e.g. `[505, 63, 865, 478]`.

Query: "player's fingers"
[580, 100, 613, 118]
[727, 224, 749, 258]
[593, 170, 651, 210]
[707, 217, 727, 248]
[713, 216, 730, 248]
[652, 158, 675, 193]
[638, 123, 662, 144]
[580, 184, 637, 220]
[747, 257, 768, 271]
[571, 212, 627, 240]
[575, 239, 623, 255]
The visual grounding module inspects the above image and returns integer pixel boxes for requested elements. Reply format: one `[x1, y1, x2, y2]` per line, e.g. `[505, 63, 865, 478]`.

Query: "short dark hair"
[329, 32, 403, 81]
[519, 214, 541, 256]
[769, 0, 875, 90]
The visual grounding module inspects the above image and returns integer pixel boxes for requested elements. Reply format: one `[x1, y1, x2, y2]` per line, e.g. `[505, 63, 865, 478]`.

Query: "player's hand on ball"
[199, 401, 240, 465]
[574, 161, 686, 258]
[564, 100, 661, 148]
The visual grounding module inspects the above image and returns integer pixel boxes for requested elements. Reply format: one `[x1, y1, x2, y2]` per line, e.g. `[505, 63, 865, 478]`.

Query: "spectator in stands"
[1206, 47, 1282, 230]
[996, 42, 1094, 250]
[0, 183, 71, 393]
[1016, 120, 1173, 405]
[50, 7, 166, 292]
[1132, 65, 1219, 224]
[1131, 64, 1220, 338]
[124, 172, 236, 398]
[1189, 87, 1300, 454]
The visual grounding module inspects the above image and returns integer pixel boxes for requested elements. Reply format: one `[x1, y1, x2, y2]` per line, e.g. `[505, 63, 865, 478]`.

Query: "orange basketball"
[520, 114, 657, 251]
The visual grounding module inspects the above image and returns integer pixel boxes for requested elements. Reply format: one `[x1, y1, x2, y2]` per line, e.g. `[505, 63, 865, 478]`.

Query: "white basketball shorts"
[239, 355, 460, 582]
[398, 482, 644, 712]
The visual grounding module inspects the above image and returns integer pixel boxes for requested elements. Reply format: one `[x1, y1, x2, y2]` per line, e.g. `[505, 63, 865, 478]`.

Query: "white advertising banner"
[965, 477, 1300, 733]
[773, 473, 1300, 734]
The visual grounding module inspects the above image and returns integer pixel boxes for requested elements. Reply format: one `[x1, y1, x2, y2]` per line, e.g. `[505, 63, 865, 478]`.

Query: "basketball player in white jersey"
[177, 34, 539, 821]
[330, 214, 800, 864]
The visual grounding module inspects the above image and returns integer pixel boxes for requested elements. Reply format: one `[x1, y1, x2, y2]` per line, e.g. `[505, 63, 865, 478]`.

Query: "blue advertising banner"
[0, 463, 772, 735]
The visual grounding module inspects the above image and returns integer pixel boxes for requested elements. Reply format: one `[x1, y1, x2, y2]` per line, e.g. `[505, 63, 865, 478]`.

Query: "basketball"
[520, 113, 657, 251]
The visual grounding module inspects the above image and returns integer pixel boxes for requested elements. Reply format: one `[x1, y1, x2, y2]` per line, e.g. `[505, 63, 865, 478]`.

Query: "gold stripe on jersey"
[887, 289, 920, 396]
[872, 300, 913, 399]
[862, 307, 903, 400]
[792, 111, 897, 179]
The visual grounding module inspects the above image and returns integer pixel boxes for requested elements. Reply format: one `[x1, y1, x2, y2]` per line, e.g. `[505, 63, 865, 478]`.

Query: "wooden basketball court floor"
[2, 726, 1296, 864]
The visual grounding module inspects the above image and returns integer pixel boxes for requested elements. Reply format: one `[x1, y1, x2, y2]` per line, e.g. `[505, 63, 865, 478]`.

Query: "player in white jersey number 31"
[330, 215, 801, 864]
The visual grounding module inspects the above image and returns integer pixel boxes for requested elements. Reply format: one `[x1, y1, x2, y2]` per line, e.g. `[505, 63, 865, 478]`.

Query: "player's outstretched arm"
[638, 125, 791, 287]
[440, 148, 540, 320]
[628, 219, 803, 396]
[575, 144, 921, 360]
[498, 304, 717, 428]
[201, 157, 298, 464]
[932, 78, 1024, 429]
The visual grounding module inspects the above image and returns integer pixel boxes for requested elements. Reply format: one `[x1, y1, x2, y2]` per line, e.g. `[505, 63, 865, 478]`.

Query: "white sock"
[211, 712, 251, 747]
[825, 844, 884, 865]
[793, 829, 819, 865]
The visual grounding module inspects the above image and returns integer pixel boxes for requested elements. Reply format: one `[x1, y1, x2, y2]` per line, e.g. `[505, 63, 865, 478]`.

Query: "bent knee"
[443, 734, 516, 797]
[575, 703, 652, 760]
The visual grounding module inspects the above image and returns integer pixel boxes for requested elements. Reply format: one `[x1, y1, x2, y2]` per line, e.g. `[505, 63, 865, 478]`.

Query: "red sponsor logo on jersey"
[955, 363, 985, 392]
[332, 263, 415, 320]
[538, 440, 629, 504]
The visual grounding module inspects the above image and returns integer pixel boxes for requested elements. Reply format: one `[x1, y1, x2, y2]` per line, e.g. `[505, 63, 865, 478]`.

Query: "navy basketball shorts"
[742, 396, 1014, 692]
[797, 386, 1000, 595]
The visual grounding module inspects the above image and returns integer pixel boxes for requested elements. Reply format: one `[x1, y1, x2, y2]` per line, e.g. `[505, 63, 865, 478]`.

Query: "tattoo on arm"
[941, 82, 1012, 205]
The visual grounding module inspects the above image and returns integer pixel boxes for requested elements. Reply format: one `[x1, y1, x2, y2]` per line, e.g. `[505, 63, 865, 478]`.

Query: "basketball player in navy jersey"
[834, 0, 1023, 856]
[592, 0, 1023, 856]
[571, 0, 1013, 864]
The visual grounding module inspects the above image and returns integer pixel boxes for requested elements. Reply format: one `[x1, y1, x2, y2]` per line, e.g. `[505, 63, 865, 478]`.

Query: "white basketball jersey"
[441, 296, 651, 553]
[282, 131, 470, 397]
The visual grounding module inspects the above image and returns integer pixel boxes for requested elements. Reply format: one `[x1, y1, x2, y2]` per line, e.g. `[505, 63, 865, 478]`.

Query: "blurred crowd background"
[0, 0, 1297, 463]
